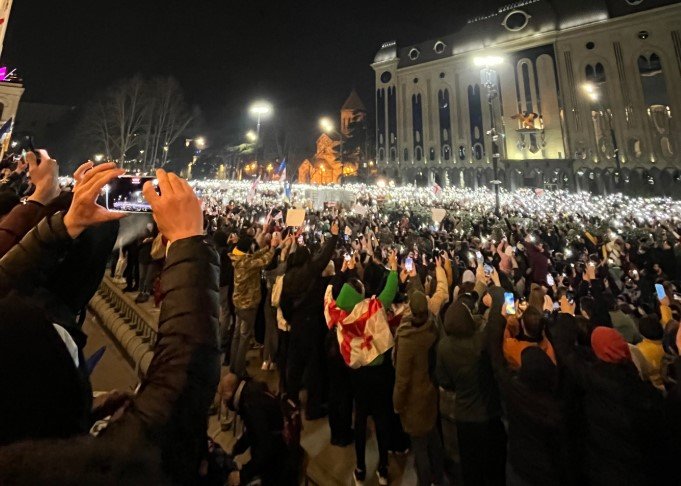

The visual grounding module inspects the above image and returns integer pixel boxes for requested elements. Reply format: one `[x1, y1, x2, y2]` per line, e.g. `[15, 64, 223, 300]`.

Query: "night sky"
[4, 0, 497, 146]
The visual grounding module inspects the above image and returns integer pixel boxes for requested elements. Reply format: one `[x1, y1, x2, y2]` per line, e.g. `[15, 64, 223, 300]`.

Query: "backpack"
[280, 396, 302, 449]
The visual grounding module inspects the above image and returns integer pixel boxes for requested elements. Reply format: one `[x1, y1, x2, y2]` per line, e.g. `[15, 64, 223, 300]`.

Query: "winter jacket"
[551, 313, 670, 486]
[435, 299, 502, 422]
[393, 315, 438, 436]
[487, 301, 572, 485]
[525, 241, 549, 285]
[406, 265, 449, 317]
[232, 380, 294, 485]
[0, 223, 221, 485]
[610, 310, 642, 344]
[503, 315, 556, 370]
[281, 234, 337, 324]
[0, 201, 49, 257]
[231, 246, 274, 310]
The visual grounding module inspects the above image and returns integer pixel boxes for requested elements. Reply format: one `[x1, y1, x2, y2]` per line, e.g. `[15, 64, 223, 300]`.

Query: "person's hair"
[639, 315, 664, 341]
[528, 284, 546, 313]
[575, 315, 596, 346]
[457, 281, 475, 295]
[580, 296, 596, 318]
[521, 307, 544, 338]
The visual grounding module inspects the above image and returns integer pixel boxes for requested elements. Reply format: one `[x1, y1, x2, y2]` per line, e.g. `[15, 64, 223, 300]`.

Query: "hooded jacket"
[231, 246, 274, 309]
[393, 313, 438, 436]
[435, 297, 502, 422]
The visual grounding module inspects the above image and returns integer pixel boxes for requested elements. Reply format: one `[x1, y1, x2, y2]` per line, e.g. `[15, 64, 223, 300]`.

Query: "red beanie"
[591, 327, 631, 364]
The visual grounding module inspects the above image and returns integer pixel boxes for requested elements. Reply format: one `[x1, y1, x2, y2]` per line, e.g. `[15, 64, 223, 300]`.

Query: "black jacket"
[233, 380, 295, 485]
[551, 313, 670, 486]
[487, 307, 572, 485]
[0, 220, 221, 484]
[281, 235, 337, 324]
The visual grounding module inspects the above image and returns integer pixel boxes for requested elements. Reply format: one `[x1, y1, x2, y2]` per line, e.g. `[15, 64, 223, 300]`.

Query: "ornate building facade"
[372, 0, 681, 195]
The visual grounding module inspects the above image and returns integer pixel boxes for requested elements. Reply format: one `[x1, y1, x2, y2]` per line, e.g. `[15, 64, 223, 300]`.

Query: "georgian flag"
[247, 175, 260, 204]
[324, 286, 395, 368]
[433, 183, 442, 196]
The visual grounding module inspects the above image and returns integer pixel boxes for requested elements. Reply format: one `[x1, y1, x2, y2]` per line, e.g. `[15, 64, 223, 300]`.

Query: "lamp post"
[474, 55, 504, 216]
[582, 82, 621, 180]
[320, 116, 344, 185]
[249, 101, 273, 167]
[184, 136, 207, 180]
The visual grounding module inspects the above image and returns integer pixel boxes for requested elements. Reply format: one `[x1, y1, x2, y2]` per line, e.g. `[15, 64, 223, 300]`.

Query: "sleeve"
[392, 337, 412, 413]
[0, 213, 73, 298]
[378, 270, 399, 308]
[248, 247, 275, 269]
[549, 312, 592, 388]
[444, 259, 453, 288]
[0, 201, 48, 258]
[308, 234, 338, 276]
[660, 304, 672, 327]
[101, 237, 221, 480]
[428, 266, 450, 316]
[487, 309, 513, 388]
[435, 340, 454, 390]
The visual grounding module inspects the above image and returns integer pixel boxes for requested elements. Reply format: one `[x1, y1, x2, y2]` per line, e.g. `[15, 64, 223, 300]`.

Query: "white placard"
[353, 204, 368, 216]
[286, 208, 306, 227]
[432, 208, 447, 224]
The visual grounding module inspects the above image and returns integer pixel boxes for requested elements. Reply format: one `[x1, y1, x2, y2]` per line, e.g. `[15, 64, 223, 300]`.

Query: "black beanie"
[639, 314, 664, 341]
[236, 236, 254, 253]
[0, 296, 90, 446]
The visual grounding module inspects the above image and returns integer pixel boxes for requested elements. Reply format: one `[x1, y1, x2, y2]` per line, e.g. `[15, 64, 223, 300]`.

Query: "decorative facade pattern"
[371, 0, 681, 195]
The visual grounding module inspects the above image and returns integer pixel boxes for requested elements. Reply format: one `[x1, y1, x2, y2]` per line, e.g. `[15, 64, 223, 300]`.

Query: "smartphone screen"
[566, 291, 575, 304]
[103, 175, 156, 212]
[344, 253, 351, 262]
[483, 263, 493, 276]
[655, 283, 666, 301]
[546, 274, 555, 287]
[504, 292, 516, 315]
[475, 251, 483, 261]
[405, 256, 414, 272]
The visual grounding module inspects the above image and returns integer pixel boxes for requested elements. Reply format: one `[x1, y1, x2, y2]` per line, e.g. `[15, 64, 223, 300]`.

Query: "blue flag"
[0, 117, 13, 140]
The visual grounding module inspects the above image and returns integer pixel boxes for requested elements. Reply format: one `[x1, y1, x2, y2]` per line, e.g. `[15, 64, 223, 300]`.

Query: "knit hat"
[236, 236, 254, 253]
[519, 346, 557, 392]
[409, 291, 429, 326]
[462, 269, 476, 284]
[639, 314, 664, 341]
[590, 326, 631, 364]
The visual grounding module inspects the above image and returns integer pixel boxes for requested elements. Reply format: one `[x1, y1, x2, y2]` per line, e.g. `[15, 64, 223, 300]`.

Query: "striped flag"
[324, 286, 395, 368]
[276, 158, 287, 181]
[247, 176, 260, 204]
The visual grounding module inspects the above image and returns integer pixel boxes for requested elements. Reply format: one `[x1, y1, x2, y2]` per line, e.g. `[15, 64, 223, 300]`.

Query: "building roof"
[374, 0, 680, 69]
[342, 89, 366, 112]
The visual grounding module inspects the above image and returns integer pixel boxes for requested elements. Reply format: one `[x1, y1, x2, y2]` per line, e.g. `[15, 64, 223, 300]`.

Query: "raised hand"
[63, 162, 127, 239]
[27, 150, 60, 205]
[142, 169, 203, 244]
[73, 161, 95, 184]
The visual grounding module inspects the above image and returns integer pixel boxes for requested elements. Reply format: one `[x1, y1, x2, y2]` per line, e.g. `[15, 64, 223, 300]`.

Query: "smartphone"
[344, 253, 351, 262]
[405, 256, 414, 272]
[655, 283, 666, 301]
[102, 175, 156, 212]
[297, 235, 304, 246]
[546, 274, 555, 287]
[475, 251, 483, 261]
[483, 263, 493, 276]
[21, 136, 41, 166]
[566, 291, 575, 305]
[504, 292, 516, 315]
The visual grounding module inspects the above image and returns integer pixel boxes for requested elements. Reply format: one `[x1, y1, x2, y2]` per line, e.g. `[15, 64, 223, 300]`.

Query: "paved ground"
[86, 291, 418, 485]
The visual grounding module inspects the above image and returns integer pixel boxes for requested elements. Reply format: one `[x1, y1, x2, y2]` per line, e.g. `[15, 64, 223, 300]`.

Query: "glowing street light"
[195, 137, 206, 149]
[93, 154, 104, 162]
[246, 130, 258, 142]
[319, 117, 335, 133]
[473, 55, 504, 67]
[249, 101, 273, 118]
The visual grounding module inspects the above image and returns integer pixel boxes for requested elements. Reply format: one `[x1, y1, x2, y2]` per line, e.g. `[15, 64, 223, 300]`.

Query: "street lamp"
[320, 116, 345, 184]
[474, 55, 504, 216]
[581, 82, 621, 174]
[94, 154, 104, 162]
[249, 100, 273, 169]
[246, 130, 258, 143]
[184, 136, 207, 180]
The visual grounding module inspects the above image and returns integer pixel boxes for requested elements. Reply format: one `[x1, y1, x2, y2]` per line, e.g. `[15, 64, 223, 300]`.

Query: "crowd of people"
[1, 152, 681, 485]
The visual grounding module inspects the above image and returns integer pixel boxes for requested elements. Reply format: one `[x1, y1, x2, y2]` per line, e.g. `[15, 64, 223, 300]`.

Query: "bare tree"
[107, 76, 147, 163]
[141, 77, 194, 170]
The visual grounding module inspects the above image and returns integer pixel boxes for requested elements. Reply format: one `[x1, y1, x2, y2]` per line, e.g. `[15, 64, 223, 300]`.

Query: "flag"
[324, 286, 395, 368]
[247, 176, 260, 204]
[433, 183, 442, 196]
[0, 117, 13, 141]
[283, 180, 292, 201]
[276, 158, 287, 181]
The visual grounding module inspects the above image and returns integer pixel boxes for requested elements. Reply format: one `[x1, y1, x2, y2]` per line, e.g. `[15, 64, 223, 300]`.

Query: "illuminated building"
[0, 0, 24, 133]
[372, 0, 681, 195]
